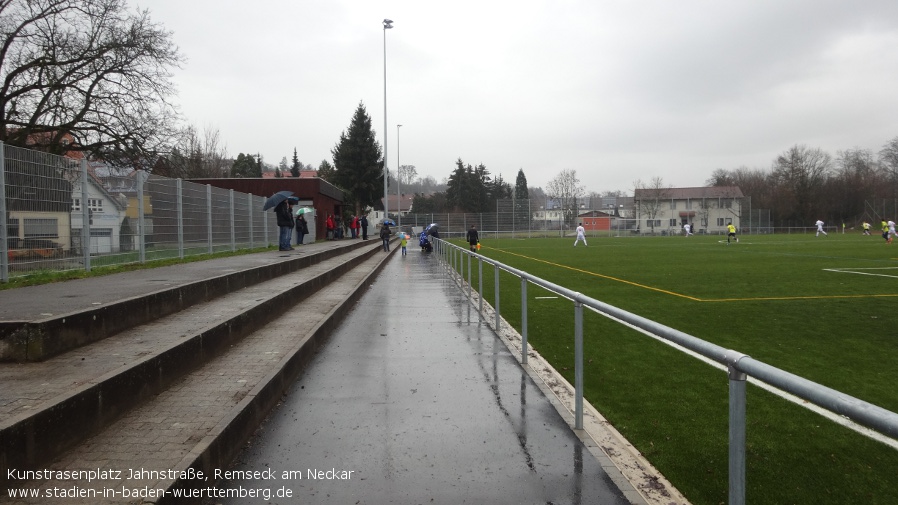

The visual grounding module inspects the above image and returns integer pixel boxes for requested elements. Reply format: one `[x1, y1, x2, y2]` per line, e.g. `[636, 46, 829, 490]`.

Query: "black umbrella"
[262, 190, 294, 211]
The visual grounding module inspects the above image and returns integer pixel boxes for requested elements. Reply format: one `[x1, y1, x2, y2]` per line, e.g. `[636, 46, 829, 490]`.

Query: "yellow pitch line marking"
[489, 247, 898, 303]
[492, 248, 702, 301]
[704, 293, 898, 302]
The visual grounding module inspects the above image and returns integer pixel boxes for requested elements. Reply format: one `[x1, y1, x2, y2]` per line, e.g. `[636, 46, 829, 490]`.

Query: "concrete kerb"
[156, 247, 399, 502]
[448, 270, 690, 505]
[0, 240, 377, 362]
[0, 242, 387, 484]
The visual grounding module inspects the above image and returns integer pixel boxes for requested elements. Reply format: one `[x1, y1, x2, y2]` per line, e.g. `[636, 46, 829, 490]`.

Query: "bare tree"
[633, 177, 669, 234]
[770, 145, 831, 222]
[158, 124, 229, 178]
[830, 148, 879, 219]
[878, 136, 898, 199]
[398, 164, 417, 189]
[0, 0, 183, 167]
[706, 168, 736, 186]
[546, 169, 584, 227]
[836, 148, 875, 179]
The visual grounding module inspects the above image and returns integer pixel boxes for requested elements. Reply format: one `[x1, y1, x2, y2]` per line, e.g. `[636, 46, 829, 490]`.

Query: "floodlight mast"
[383, 18, 393, 222]
[397, 124, 402, 227]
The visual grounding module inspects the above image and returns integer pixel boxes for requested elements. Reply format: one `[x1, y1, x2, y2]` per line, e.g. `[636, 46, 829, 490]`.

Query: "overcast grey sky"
[141, 0, 898, 194]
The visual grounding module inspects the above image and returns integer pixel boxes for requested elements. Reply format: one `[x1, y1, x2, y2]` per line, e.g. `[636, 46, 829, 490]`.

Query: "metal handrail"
[434, 238, 898, 505]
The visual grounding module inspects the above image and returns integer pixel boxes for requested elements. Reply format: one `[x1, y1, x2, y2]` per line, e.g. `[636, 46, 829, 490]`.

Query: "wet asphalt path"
[216, 249, 632, 505]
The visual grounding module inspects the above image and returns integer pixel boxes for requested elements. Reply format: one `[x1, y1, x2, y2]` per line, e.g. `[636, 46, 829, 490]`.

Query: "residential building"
[634, 186, 744, 235]
[70, 170, 129, 254]
[577, 210, 613, 231]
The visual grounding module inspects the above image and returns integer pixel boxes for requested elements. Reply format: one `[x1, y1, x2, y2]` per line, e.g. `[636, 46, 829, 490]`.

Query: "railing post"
[725, 350, 748, 505]
[494, 264, 500, 332]
[137, 169, 146, 264]
[452, 246, 456, 280]
[176, 179, 184, 259]
[521, 276, 528, 364]
[0, 141, 7, 282]
[206, 185, 213, 254]
[229, 189, 236, 251]
[82, 159, 91, 271]
[478, 257, 483, 317]
[451, 245, 455, 276]
[467, 250, 472, 300]
[248, 193, 254, 249]
[574, 297, 584, 429]
[263, 198, 268, 246]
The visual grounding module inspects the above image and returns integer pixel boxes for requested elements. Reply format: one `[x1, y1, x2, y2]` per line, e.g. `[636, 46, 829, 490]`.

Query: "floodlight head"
[383, 19, 393, 29]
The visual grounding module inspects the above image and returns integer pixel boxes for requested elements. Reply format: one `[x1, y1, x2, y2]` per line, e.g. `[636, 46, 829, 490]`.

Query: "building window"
[670, 200, 677, 210]
[701, 218, 708, 226]
[24, 218, 58, 238]
[646, 219, 661, 227]
[73, 199, 102, 212]
[669, 219, 678, 226]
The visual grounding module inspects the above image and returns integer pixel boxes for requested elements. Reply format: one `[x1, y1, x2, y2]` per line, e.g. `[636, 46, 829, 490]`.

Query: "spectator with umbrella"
[263, 191, 295, 251]
[380, 220, 392, 252]
[295, 211, 309, 246]
[274, 196, 296, 251]
[262, 190, 293, 211]
[419, 230, 433, 252]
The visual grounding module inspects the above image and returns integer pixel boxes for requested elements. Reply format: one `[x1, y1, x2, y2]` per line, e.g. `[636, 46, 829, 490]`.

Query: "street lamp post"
[397, 124, 402, 227]
[383, 18, 393, 224]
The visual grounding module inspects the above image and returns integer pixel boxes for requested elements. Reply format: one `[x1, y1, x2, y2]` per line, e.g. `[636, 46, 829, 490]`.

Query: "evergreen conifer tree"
[332, 102, 384, 215]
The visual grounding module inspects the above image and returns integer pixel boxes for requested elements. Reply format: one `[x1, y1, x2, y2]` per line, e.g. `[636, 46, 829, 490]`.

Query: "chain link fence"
[398, 201, 866, 239]
[1, 143, 278, 281]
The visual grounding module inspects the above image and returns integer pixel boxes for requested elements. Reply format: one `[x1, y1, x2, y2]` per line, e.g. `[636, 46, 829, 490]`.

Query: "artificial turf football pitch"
[450, 232, 898, 505]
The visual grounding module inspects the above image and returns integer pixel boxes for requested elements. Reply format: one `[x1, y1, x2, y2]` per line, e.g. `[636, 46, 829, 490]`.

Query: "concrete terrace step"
[0, 241, 391, 491]
[3, 249, 394, 503]
[0, 240, 378, 362]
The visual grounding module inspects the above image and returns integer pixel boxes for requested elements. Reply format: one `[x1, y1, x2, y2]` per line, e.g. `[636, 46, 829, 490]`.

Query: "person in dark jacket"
[295, 213, 309, 245]
[275, 200, 295, 251]
[466, 225, 480, 251]
[360, 215, 369, 240]
[380, 223, 392, 252]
